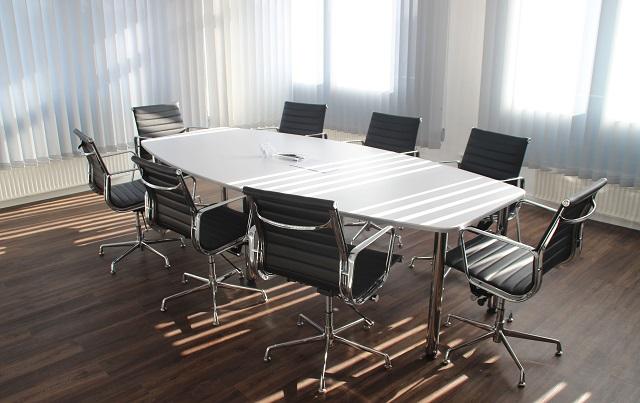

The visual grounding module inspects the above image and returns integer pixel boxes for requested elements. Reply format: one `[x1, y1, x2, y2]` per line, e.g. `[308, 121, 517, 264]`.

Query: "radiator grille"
[0, 153, 133, 205]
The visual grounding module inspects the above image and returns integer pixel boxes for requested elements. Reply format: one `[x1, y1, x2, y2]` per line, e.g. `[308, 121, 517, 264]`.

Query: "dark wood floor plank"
[1, 183, 639, 402]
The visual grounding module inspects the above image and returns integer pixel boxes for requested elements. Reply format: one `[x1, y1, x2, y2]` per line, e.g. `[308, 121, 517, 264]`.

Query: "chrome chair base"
[264, 296, 391, 394]
[160, 254, 267, 326]
[345, 220, 403, 248]
[408, 255, 432, 268]
[442, 299, 562, 387]
[98, 211, 185, 274]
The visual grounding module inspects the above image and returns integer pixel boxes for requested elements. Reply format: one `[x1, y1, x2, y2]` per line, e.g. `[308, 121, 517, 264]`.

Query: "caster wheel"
[264, 356, 271, 363]
[384, 363, 392, 370]
[297, 321, 304, 327]
[160, 307, 167, 312]
[518, 382, 526, 388]
[442, 359, 450, 366]
[444, 321, 452, 328]
[164, 264, 171, 269]
[555, 350, 563, 357]
[99, 252, 104, 257]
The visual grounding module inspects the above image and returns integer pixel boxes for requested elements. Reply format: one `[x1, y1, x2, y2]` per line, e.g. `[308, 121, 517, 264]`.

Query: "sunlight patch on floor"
[173, 292, 318, 347]
[388, 316, 414, 329]
[388, 374, 439, 402]
[189, 285, 313, 329]
[533, 381, 567, 403]
[180, 329, 252, 356]
[574, 392, 592, 403]
[417, 374, 468, 402]
[327, 324, 428, 374]
[483, 354, 500, 363]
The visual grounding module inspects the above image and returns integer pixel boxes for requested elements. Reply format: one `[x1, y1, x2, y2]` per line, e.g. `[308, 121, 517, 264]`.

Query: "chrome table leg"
[425, 232, 448, 359]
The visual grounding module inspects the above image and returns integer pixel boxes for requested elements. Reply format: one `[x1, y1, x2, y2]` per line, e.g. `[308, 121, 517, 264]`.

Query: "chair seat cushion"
[266, 240, 401, 298]
[446, 235, 535, 296]
[109, 180, 146, 210]
[198, 206, 248, 252]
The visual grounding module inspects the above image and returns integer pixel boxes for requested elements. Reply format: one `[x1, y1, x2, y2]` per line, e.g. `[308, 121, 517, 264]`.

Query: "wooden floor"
[1, 183, 639, 402]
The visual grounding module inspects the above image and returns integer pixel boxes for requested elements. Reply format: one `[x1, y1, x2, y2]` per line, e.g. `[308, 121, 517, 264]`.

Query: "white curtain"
[0, 0, 448, 169]
[479, 0, 640, 187]
[291, 0, 449, 147]
[0, 0, 215, 168]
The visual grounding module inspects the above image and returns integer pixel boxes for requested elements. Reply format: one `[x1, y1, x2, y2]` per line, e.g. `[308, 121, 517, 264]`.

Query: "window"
[291, 0, 396, 92]
[291, 0, 324, 86]
[329, 0, 395, 92]
[604, 0, 640, 123]
[501, 0, 600, 115]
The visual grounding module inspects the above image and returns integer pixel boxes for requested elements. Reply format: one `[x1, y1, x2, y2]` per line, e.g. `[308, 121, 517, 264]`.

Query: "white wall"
[419, 0, 487, 162]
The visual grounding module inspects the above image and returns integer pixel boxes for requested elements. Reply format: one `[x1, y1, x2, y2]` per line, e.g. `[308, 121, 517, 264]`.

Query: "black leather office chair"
[409, 128, 530, 269]
[132, 156, 267, 325]
[345, 112, 422, 246]
[132, 102, 207, 201]
[74, 129, 182, 274]
[257, 101, 328, 139]
[441, 179, 607, 387]
[244, 186, 400, 394]
[132, 102, 206, 159]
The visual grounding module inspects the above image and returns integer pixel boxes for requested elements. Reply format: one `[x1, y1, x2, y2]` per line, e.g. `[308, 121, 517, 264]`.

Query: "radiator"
[522, 168, 640, 230]
[0, 153, 134, 206]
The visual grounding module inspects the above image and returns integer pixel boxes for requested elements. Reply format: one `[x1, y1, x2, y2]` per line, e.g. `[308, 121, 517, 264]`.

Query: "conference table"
[142, 127, 525, 358]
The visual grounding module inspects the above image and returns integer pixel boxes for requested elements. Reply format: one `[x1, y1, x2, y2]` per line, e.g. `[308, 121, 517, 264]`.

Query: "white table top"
[142, 128, 525, 232]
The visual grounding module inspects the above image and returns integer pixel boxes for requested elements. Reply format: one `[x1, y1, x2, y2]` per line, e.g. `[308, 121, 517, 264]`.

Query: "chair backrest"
[278, 101, 327, 136]
[244, 187, 349, 295]
[459, 128, 530, 181]
[537, 178, 607, 273]
[73, 129, 109, 195]
[132, 156, 195, 238]
[132, 103, 186, 138]
[363, 112, 421, 153]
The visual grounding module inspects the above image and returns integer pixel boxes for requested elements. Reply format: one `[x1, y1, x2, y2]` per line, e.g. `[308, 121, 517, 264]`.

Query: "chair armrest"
[518, 199, 557, 214]
[349, 225, 395, 257]
[457, 226, 540, 302]
[439, 160, 460, 166]
[344, 139, 364, 145]
[399, 149, 420, 157]
[499, 176, 525, 188]
[304, 132, 327, 139]
[185, 126, 207, 132]
[341, 225, 396, 304]
[102, 150, 136, 159]
[193, 195, 248, 254]
[461, 226, 535, 252]
[196, 195, 247, 216]
[107, 168, 139, 177]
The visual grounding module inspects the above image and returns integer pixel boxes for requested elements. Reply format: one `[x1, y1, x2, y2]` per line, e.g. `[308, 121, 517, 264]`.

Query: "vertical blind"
[479, 0, 640, 187]
[0, 0, 449, 169]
